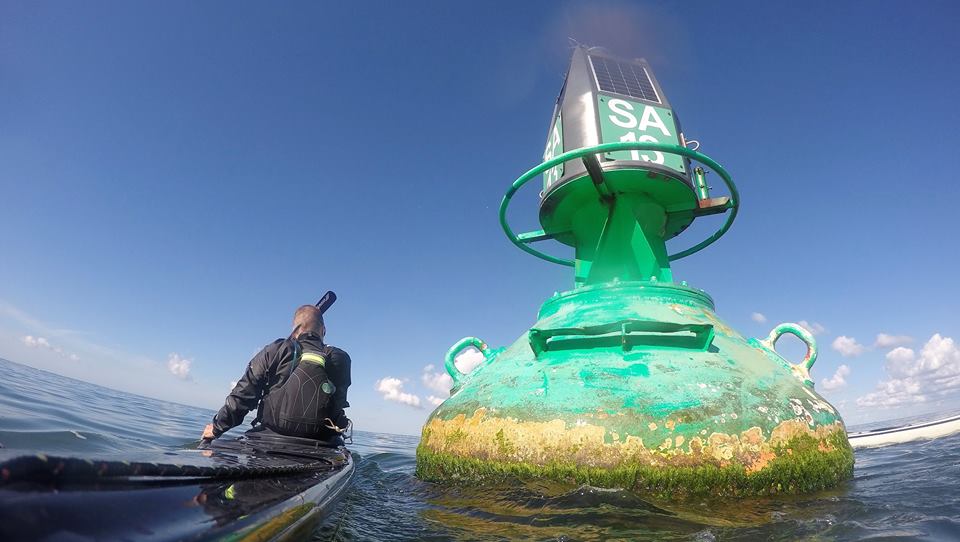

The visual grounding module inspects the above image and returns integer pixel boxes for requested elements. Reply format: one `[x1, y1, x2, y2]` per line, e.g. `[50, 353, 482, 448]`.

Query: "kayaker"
[201, 304, 352, 443]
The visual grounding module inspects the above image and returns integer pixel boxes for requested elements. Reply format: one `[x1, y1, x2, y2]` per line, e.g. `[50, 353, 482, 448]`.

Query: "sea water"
[1, 357, 958, 541]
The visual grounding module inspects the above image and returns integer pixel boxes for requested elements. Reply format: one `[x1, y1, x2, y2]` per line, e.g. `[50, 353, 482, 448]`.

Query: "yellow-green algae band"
[417, 410, 853, 498]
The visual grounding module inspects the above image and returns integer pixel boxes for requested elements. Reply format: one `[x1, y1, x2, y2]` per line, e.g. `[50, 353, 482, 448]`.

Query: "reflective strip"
[300, 352, 326, 366]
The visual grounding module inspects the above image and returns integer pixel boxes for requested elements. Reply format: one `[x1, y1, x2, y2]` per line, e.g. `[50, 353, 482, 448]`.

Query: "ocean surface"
[1, 357, 959, 541]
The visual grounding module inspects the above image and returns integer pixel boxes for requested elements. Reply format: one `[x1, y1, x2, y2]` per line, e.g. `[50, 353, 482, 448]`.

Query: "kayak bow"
[0, 433, 355, 541]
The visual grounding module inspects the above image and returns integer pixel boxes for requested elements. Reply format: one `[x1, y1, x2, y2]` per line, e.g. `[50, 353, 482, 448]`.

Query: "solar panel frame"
[588, 55, 662, 104]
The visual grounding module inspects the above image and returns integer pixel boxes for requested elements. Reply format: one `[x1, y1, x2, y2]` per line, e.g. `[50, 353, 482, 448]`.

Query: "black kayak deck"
[0, 432, 355, 541]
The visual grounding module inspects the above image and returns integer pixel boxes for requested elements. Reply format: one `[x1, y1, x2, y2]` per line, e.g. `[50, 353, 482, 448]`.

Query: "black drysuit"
[211, 332, 351, 439]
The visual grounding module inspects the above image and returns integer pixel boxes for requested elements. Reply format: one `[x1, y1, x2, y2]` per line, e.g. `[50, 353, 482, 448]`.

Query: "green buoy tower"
[417, 46, 853, 497]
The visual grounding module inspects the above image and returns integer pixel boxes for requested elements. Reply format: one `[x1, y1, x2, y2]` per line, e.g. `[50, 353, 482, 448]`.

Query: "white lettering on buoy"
[618, 130, 665, 164]
[638, 105, 671, 136]
[543, 114, 564, 188]
[607, 99, 637, 129]
[600, 96, 680, 170]
[550, 122, 561, 154]
[637, 134, 664, 164]
[607, 99, 671, 138]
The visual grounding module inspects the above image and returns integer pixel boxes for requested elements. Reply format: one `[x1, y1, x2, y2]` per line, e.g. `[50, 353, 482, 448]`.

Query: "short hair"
[292, 305, 324, 337]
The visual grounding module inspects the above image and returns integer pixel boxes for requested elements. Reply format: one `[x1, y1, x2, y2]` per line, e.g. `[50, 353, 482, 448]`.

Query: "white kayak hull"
[848, 414, 960, 449]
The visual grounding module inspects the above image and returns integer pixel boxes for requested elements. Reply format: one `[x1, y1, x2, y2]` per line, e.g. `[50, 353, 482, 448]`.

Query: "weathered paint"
[417, 282, 854, 496]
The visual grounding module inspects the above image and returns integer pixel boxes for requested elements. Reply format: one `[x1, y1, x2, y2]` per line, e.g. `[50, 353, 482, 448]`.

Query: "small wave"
[0, 429, 121, 454]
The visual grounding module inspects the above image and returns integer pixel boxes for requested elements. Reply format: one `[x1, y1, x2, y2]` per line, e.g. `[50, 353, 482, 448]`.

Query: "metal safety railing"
[499, 142, 740, 266]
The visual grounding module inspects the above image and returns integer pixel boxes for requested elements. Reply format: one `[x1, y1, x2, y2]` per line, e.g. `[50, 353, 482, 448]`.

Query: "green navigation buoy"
[416, 46, 853, 497]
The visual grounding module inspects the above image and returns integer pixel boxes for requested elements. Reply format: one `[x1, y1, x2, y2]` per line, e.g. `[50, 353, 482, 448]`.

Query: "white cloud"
[798, 321, 826, 335]
[427, 395, 445, 406]
[857, 334, 960, 408]
[2, 301, 221, 409]
[455, 347, 486, 374]
[422, 364, 454, 394]
[22, 335, 52, 349]
[751, 312, 767, 324]
[857, 378, 926, 408]
[21, 335, 79, 361]
[832, 336, 866, 357]
[875, 333, 913, 348]
[167, 353, 192, 380]
[820, 364, 851, 391]
[375, 377, 422, 408]
[892, 334, 959, 378]
[420, 349, 486, 398]
[885, 347, 916, 375]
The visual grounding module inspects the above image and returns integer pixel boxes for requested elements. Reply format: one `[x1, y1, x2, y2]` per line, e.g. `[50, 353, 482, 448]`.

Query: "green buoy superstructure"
[416, 46, 853, 497]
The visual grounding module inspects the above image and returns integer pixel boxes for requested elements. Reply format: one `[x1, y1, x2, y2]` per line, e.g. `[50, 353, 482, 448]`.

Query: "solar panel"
[589, 55, 661, 103]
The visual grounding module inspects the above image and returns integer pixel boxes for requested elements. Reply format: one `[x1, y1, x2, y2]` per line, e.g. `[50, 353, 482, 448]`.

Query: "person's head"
[292, 305, 325, 340]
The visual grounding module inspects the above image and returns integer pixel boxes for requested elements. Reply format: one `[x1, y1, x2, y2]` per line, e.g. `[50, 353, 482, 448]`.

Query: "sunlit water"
[1, 357, 958, 541]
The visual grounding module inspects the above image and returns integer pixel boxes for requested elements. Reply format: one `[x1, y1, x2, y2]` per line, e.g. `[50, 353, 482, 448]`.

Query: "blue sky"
[2, 1, 959, 436]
